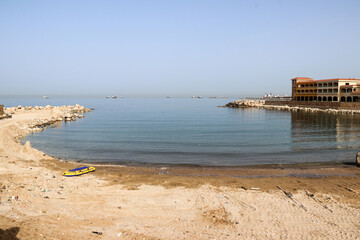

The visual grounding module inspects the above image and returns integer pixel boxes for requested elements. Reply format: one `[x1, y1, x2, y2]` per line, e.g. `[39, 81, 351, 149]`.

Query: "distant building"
[292, 77, 360, 102]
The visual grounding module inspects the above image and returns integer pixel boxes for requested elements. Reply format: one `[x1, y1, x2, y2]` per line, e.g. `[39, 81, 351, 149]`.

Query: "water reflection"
[291, 111, 360, 151]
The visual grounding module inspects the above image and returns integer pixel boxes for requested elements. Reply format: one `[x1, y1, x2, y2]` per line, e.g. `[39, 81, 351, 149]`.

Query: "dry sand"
[1, 107, 360, 240]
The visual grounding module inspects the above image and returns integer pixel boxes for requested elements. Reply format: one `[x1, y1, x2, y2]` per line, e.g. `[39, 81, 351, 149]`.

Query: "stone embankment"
[224, 100, 360, 114]
[4, 104, 92, 134]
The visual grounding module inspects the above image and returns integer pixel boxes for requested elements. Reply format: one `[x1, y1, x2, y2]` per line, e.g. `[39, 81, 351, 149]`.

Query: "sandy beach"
[1, 106, 360, 240]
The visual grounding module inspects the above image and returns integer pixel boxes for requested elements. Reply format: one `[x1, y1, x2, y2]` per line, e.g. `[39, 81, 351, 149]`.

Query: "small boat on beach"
[62, 166, 95, 177]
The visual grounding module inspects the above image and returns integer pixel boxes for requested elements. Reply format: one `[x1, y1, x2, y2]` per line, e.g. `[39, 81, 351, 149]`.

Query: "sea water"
[3, 97, 360, 166]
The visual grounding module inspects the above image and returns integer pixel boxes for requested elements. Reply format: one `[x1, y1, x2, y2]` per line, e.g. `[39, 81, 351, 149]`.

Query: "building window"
[333, 97, 338, 102]
[346, 83, 349, 85]
[318, 83, 323, 87]
[328, 83, 333, 87]
[341, 97, 346, 102]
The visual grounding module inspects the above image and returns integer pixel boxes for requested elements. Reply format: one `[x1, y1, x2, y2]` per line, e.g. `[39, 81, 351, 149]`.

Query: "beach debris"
[277, 186, 307, 211]
[117, 232, 122, 237]
[345, 187, 359, 194]
[250, 187, 260, 190]
[9, 196, 19, 201]
[240, 186, 247, 190]
[44, 196, 49, 199]
[92, 231, 102, 235]
[305, 190, 332, 213]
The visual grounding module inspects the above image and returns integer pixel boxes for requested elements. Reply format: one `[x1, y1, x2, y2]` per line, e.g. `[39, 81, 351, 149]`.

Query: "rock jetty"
[4, 104, 92, 134]
[224, 100, 360, 115]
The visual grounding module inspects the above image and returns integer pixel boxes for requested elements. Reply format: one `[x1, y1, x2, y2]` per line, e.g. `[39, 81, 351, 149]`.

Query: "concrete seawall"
[224, 100, 360, 114]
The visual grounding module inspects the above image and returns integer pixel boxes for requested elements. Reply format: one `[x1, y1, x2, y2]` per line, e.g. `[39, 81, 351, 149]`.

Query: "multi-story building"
[292, 77, 360, 102]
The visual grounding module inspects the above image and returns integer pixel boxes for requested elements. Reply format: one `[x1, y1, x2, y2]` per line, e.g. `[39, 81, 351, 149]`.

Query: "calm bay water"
[3, 97, 360, 166]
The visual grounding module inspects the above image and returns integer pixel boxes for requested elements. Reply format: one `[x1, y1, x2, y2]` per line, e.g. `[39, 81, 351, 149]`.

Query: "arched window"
[347, 97, 352, 102]
[327, 96, 332, 102]
[323, 96, 327, 101]
[333, 97, 338, 102]
[341, 97, 346, 102]
[318, 97, 322, 101]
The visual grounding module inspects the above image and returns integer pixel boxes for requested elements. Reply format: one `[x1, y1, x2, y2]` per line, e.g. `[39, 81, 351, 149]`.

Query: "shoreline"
[224, 99, 360, 114]
[6, 104, 357, 174]
[1, 105, 360, 239]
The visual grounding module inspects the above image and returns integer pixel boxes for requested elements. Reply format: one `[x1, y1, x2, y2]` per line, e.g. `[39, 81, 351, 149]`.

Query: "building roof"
[291, 77, 314, 81]
[292, 77, 360, 82]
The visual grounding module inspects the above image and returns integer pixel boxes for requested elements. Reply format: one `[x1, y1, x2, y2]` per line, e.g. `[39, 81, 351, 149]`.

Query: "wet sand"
[1, 107, 360, 239]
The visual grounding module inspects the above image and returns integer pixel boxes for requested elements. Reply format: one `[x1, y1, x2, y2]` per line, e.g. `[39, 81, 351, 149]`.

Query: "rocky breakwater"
[5, 104, 92, 135]
[223, 100, 360, 115]
[224, 100, 265, 108]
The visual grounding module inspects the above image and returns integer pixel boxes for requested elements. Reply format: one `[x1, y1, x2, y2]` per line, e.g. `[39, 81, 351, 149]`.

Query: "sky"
[0, 0, 360, 97]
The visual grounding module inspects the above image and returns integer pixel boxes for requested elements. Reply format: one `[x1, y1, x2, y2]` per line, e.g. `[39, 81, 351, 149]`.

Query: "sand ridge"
[0, 107, 360, 239]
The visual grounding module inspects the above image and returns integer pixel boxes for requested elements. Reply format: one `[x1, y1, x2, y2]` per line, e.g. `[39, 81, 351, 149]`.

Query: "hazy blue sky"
[1, 0, 359, 97]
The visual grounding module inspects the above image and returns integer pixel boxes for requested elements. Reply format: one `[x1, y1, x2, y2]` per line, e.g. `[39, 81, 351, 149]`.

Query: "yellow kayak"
[62, 166, 95, 177]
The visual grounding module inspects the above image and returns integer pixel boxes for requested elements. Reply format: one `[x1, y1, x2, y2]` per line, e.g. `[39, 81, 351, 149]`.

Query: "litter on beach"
[62, 166, 95, 177]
